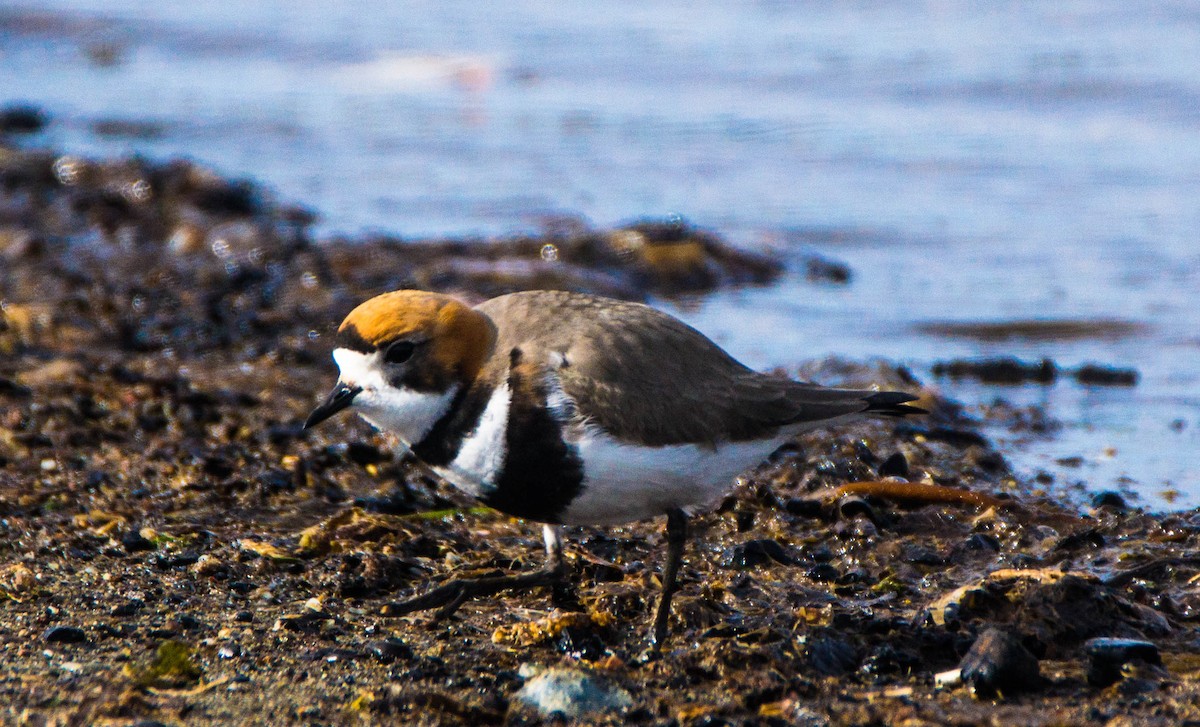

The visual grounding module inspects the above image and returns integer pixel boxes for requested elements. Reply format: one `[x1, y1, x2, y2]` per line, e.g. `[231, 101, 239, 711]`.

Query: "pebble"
[110, 599, 144, 617]
[837, 496, 881, 527]
[154, 552, 201, 570]
[958, 627, 1041, 697]
[902, 545, 947, 566]
[960, 533, 1001, 552]
[514, 665, 633, 719]
[895, 423, 989, 448]
[718, 539, 795, 569]
[783, 497, 824, 519]
[42, 625, 87, 644]
[365, 638, 413, 664]
[1090, 491, 1128, 510]
[803, 255, 853, 284]
[1084, 638, 1161, 687]
[803, 634, 859, 676]
[172, 613, 204, 631]
[1074, 364, 1138, 387]
[876, 452, 909, 478]
[931, 357, 1056, 385]
[805, 563, 840, 582]
[0, 104, 47, 134]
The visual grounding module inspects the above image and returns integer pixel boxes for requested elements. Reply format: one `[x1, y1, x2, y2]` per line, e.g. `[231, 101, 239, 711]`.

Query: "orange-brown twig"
[833, 480, 1007, 510]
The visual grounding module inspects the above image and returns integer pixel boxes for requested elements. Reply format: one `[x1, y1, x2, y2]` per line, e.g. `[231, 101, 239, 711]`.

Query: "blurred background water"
[1, 1, 1197, 508]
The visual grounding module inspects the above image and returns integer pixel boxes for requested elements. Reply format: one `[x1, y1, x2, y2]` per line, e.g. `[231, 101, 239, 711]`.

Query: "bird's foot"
[380, 564, 566, 621]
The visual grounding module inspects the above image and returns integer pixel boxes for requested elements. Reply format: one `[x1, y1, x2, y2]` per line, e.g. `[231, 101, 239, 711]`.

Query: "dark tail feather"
[864, 391, 926, 417]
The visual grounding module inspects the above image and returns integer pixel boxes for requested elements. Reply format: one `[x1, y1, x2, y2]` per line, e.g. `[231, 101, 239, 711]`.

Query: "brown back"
[475, 291, 870, 447]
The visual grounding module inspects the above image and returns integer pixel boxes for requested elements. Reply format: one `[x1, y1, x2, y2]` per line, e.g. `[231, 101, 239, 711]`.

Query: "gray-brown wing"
[476, 290, 891, 447]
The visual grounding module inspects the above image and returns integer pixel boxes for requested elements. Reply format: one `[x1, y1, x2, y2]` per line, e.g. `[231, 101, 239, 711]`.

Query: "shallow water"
[2, 1, 1197, 507]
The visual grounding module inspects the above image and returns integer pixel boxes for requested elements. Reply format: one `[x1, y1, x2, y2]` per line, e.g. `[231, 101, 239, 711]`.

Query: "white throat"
[331, 347, 457, 446]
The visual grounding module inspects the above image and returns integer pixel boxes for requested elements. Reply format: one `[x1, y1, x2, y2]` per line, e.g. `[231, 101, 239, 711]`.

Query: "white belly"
[559, 431, 790, 525]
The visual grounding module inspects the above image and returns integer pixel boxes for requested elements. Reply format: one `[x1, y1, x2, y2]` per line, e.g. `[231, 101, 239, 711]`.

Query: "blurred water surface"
[2, 1, 1197, 507]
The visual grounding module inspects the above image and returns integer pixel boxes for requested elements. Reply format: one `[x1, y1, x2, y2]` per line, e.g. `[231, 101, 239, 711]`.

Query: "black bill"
[304, 383, 362, 429]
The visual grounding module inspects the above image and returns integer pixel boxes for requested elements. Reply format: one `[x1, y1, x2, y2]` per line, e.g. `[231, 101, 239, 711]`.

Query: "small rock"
[1074, 364, 1138, 387]
[122, 531, 156, 553]
[803, 255, 853, 284]
[305, 647, 363, 663]
[959, 628, 1041, 697]
[718, 539, 795, 569]
[895, 423, 990, 448]
[805, 564, 840, 582]
[859, 643, 921, 677]
[931, 357, 1056, 385]
[346, 441, 390, 466]
[91, 119, 167, 140]
[1085, 638, 1162, 687]
[172, 613, 204, 631]
[42, 625, 88, 644]
[837, 496, 881, 527]
[155, 552, 201, 570]
[1053, 528, 1105, 551]
[902, 544, 946, 566]
[876, 452, 909, 478]
[234, 610, 255, 623]
[1008, 553, 1041, 569]
[554, 624, 609, 661]
[0, 104, 48, 134]
[514, 665, 633, 719]
[1090, 491, 1128, 510]
[366, 638, 413, 663]
[804, 634, 859, 676]
[274, 610, 335, 633]
[0, 376, 33, 398]
[783, 498, 824, 519]
[147, 628, 178, 640]
[960, 533, 1001, 552]
[111, 599, 144, 617]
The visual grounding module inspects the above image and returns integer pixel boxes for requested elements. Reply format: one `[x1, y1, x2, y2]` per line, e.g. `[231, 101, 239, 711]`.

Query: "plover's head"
[303, 290, 495, 444]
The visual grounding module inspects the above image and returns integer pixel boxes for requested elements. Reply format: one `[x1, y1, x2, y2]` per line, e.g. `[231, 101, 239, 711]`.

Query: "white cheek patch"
[331, 347, 457, 446]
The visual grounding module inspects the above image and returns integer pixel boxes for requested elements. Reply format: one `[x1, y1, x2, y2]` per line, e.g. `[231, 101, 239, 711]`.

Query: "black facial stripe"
[335, 324, 374, 354]
[396, 358, 456, 393]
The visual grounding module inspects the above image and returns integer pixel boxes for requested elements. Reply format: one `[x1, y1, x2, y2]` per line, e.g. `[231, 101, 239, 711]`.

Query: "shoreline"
[2, 139, 1198, 724]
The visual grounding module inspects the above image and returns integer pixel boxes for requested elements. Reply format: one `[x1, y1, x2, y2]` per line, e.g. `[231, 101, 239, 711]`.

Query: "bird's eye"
[383, 341, 416, 364]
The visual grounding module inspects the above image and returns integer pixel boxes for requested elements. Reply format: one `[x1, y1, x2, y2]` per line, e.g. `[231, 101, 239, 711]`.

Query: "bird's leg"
[649, 508, 688, 651]
[381, 524, 568, 620]
[543, 522, 566, 572]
